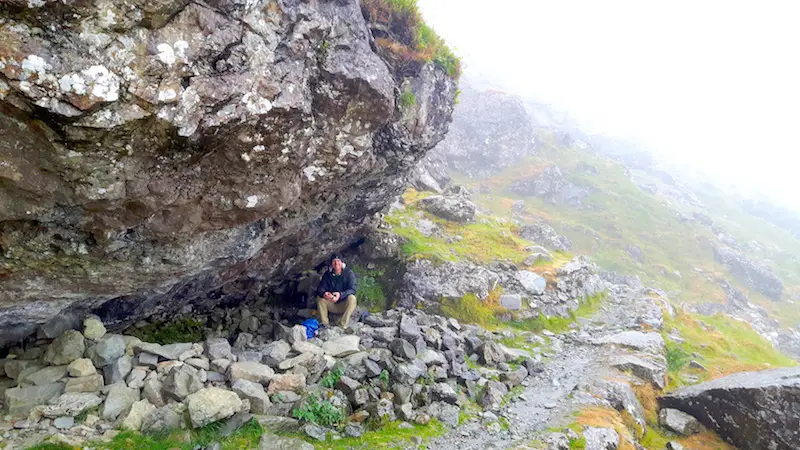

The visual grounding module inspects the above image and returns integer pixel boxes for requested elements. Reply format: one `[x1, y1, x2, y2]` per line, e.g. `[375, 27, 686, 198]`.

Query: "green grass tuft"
[400, 91, 417, 108]
[350, 264, 389, 312]
[129, 317, 205, 345]
[292, 394, 346, 428]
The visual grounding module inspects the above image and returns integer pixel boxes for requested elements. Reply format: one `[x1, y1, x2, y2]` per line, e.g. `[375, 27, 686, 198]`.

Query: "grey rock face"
[398, 259, 499, 308]
[611, 354, 666, 390]
[597, 331, 665, 354]
[142, 405, 184, 434]
[659, 366, 800, 450]
[427, 84, 535, 178]
[508, 166, 591, 207]
[231, 379, 270, 414]
[163, 364, 204, 401]
[713, 246, 784, 300]
[258, 432, 314, 450]
[261, 340, 291, 368]
[417, 195, 477, 223]
[0, 0, 457, 347]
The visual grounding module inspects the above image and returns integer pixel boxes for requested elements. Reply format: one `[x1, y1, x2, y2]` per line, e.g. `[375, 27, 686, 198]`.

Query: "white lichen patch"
[241, 92, 272, 115]
[157, 43, 176, 66]
[240, 153, 251, 162]
[252, 145, 265, 152]
[245, 195, 258, 208]
[302, 165, 327, 182]
[20, 55, 50, 81]
[59, 65, 120, 103]
[27, 0, 46, 8]
[158, 88, 177, 102]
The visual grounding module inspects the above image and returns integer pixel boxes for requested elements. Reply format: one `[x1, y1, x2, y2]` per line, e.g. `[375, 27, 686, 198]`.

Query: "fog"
[418, 0, 800, 211]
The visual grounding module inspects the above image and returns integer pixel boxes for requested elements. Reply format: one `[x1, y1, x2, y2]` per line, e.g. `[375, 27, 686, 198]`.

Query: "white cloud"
[418, 0, 800, 210]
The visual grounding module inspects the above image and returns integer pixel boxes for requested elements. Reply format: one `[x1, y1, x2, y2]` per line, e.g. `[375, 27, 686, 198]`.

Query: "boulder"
[398, 259, 499, 308]
[517, 222, 572, 252]
[480, 341, 507, 367]
[499, 294, 523, 310]
[119, 399, 156, 431]
[267, 374, 306, 394]
[102, 384, 140, 421]
[89, 334, 126, 368]
[206, 338, 234, 361]
[417, 195, 477, 223]
[42, 392, 102, 418]
[275, 324, 307, 345]
[142, 405, 185, 434]
[658, 408, 703, 436]
[44, 330, 86, 365]
[64, 374, 104, 393]
[229, 362, 275, 385]
[83, 316, 107, 341]
[261, 340, 292, 368]
[390, 339, 417, 360]
[23, 366, 68, 386]
[659, 366, 800, 450]
[517, 271, 547, 295]
[186, 387, 243, 428]
[0, 0, 457, 349]
[104, 355, 133, 384]
[4, 382, 65, 416]
[67, 359, 96, 377]
[162, 364, 204, 401]
[232, 379, 271, 414]
[611, 354, 666, 390]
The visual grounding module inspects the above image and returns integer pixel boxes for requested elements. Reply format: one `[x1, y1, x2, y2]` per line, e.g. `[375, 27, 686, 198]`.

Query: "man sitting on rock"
[316, 254, 358, 328]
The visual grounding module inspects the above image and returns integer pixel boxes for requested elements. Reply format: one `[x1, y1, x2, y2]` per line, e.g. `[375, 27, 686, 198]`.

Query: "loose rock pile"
[1, 306, 539, 447]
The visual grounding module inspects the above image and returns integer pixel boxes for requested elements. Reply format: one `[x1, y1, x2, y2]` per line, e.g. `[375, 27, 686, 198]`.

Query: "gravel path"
[428, 286, 643, 450]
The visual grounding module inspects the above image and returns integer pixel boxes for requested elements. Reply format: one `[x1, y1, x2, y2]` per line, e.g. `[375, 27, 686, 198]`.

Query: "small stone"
[4, 383, 65, 416]
[267, 373, 306, 394]
[390, 339, 417, 360]
[104, 355, 133, 384]
[303, 422, 327, 441]
[261, 340, 291, 368]
[277, 352, 315, 371]
[344, 423, 365, 438]
[23, 365, 68, 386]
[141, 405, 184, 434]
[53, 416, 75, 429]
[206, 338, 234, 361]
[659, 408, 703, 436]
[186, 358, 210, 371]
[292, 341, 325, 356]
[138, 352, 159, 368]
[322, 335, 361, 357]
[67, 359, 96, 377]
[666, 442, 685, 450]
[126, 368, 148, 389]
[142, 378, 165, 407]
[83, 316, 107, 340]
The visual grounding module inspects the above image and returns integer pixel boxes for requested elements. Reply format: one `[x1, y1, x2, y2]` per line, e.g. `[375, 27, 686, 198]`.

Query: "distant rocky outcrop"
[713, 246, 784, 300]
[425, 84, 535, 178]
[517, 222, 572, 252]
[0, 0, 457, 345]
[507, 166, 591, 207]
[659, 366, 800, 450]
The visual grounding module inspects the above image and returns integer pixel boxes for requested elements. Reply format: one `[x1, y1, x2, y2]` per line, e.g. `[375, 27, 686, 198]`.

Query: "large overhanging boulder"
[659, 366, 800, 450]
[0, 0, 457, 346]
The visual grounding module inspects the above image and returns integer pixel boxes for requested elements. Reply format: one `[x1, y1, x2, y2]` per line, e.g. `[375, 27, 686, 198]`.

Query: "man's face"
[331, 258, 343, 274]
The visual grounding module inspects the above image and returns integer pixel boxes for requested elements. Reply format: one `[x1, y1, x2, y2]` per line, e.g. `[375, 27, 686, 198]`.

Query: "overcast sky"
[418, 0, 800, 211]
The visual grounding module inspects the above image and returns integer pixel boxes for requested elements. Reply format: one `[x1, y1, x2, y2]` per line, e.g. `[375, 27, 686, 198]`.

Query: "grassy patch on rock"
[350, 263, 390, 312]
[508, 292, 607, 334]
[663, 309, 796, 389]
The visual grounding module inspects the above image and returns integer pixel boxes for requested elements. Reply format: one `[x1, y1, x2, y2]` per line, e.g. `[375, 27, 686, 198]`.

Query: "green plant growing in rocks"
[292, 394, 346, 427]
[400, 91, 417, 108]
[321, 367, 344, 388]
[129, 317, 205, 345]
[351, 264, 389, 311]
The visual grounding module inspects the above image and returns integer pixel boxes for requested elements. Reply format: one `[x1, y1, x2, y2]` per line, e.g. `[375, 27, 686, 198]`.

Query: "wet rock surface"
[659, 366, 800, 450]
[0, 0, 457, 345]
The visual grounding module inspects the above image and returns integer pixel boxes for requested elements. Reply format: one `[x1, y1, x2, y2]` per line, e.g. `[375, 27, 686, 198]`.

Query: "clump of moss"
[351, 263, 389, 312]
[400, 90, 417, 108]
[360, 0, 461, 77]
[440, 289, 505, 327]
[130, 317, 206, 345]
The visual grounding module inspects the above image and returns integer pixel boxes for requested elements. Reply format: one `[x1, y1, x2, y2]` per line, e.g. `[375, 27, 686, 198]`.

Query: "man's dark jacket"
[316, 268, 357, 299]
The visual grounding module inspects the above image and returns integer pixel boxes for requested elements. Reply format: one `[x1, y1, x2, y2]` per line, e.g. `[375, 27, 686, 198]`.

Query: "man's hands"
[323, 292, 341, 302]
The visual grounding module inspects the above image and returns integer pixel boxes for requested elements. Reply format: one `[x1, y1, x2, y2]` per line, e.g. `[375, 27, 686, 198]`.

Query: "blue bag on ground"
[301, 318, 319, 339]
